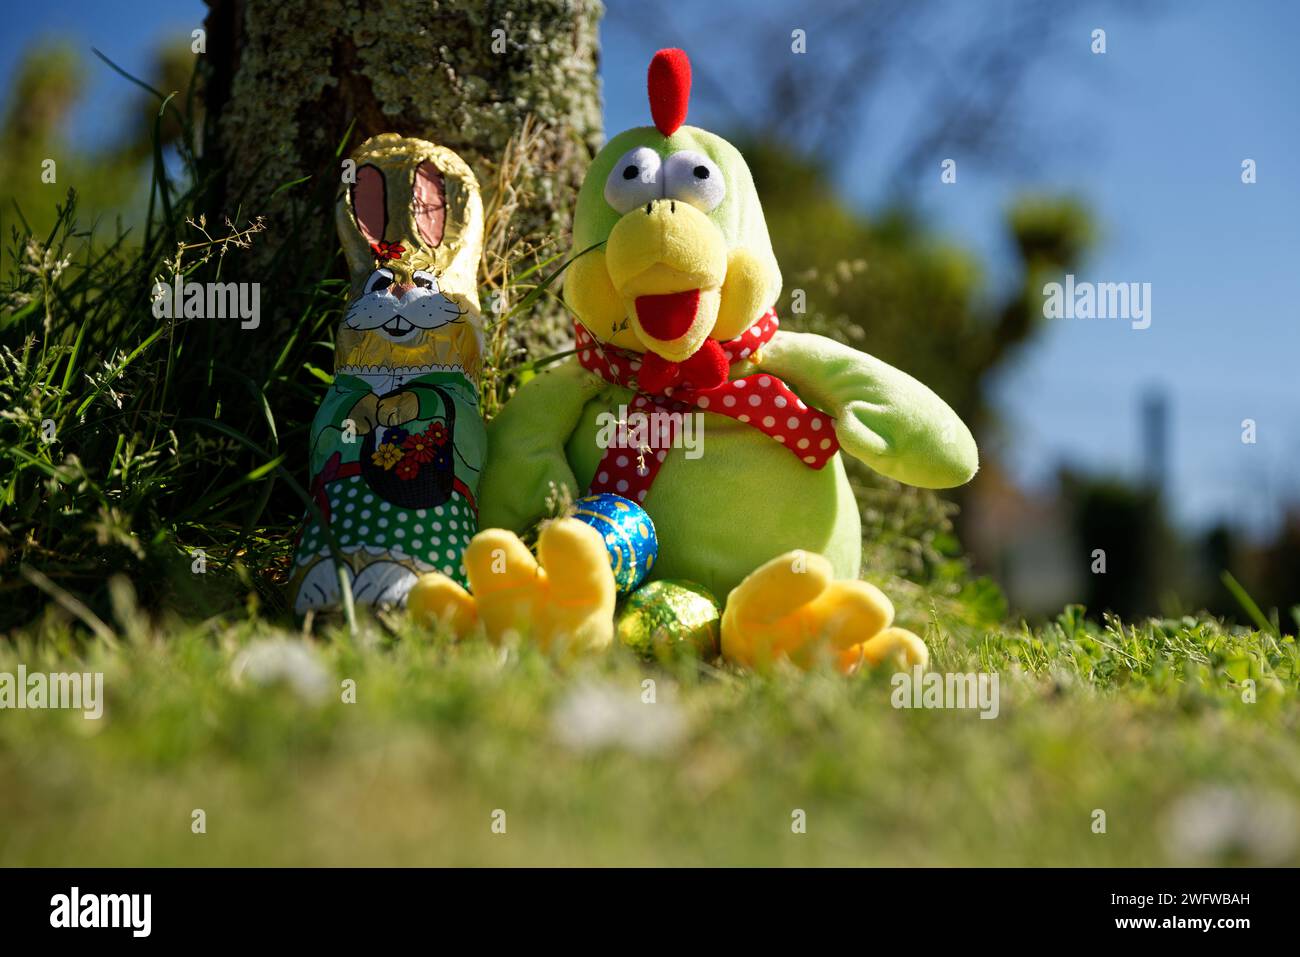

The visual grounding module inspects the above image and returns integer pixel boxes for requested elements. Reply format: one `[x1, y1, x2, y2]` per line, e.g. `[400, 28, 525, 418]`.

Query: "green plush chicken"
[409, 49, 978, 670]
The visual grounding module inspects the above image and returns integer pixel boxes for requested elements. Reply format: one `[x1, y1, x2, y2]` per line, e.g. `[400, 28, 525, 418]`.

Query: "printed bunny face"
[334, 134, 484, 379]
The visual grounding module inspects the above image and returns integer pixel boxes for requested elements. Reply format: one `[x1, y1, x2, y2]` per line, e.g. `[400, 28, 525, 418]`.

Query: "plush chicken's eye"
[364, 269, 394, 294]
[603, 146, 662, 214]
[663, 150, 725, 212]
[412, 270, 438, 291]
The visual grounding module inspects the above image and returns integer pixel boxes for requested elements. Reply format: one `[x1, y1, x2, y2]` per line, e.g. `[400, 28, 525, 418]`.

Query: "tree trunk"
[200, 0, 603, 357]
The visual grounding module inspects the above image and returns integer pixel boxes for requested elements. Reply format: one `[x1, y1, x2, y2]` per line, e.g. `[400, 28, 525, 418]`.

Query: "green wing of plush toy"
[759, 330, 978, 489]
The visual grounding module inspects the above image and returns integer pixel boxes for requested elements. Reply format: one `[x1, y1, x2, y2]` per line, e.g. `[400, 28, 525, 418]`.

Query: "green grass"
[2, 597, 1296, 866]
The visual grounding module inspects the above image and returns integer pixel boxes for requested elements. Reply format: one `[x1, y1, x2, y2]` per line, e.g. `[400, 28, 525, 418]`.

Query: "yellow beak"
[604, 200, 728, 362]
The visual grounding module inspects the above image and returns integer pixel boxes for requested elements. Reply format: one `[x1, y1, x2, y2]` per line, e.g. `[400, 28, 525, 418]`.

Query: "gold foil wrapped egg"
[616, 579, 721, 661]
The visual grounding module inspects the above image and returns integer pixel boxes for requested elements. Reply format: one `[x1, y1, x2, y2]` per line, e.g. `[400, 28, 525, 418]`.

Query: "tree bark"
[200, 0, 603, 353]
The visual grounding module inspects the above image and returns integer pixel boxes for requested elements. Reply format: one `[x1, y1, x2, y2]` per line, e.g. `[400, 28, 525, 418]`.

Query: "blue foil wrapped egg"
[571, 493, 658, 594]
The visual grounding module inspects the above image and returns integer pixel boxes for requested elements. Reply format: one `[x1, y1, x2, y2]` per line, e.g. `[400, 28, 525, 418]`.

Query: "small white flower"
[1161, 785, 1298, 865]
[551, 679, 687, 755]
[231, 639, 331, 705]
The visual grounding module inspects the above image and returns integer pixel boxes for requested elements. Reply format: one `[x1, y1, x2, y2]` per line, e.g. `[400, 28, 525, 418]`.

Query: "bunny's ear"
[351, 164, 388, 246]
[412, 160, 447, 248]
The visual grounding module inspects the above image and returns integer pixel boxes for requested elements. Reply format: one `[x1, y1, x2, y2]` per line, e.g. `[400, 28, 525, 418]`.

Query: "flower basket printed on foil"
[359, 384, 457, 509]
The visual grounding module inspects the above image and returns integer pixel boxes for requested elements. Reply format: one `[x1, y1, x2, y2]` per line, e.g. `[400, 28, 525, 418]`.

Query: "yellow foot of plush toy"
[408, 517, 617, 654]
[721, 550, 928, 673]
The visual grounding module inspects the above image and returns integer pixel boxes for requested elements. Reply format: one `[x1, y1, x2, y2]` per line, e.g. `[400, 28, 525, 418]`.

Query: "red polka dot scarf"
[574, 310, 840, 503]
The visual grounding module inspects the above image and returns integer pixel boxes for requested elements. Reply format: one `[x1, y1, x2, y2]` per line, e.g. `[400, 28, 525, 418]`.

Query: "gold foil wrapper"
[334, 133, 485, 381]
[617, 579, 721, 660]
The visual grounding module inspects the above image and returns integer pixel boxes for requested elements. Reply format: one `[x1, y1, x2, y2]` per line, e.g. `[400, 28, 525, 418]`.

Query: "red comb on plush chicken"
[647, 48, 691, 135]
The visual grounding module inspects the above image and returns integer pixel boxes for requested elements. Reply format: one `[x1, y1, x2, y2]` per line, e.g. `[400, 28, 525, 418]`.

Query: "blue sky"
[4, 0, 1296, 535]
